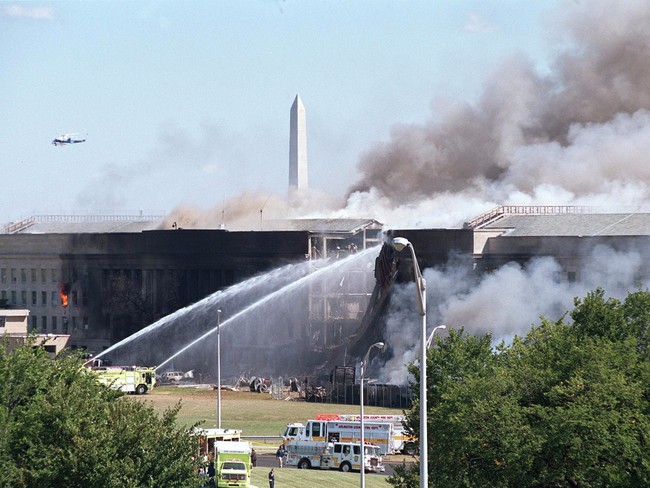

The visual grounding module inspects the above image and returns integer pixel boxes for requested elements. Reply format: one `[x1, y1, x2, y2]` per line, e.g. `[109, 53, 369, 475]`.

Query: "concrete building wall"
[3, 216, 650, 368]
[0, 230, 312, 354]
[1, 309, 70, 356]
[477, 234, 650, 291]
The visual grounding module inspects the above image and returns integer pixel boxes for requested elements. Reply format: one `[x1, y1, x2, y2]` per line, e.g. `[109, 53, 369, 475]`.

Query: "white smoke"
[343, 0, 650, 227]
[155, 0, 650, 385]
[380, 246, 648, 384]
[162, 2, 650, 230]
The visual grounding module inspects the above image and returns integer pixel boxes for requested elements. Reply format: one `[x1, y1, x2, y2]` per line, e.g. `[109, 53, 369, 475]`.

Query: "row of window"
[28, 315, 89, 334]
[1, 289, 86, 307]
[0, 267, 60, 284]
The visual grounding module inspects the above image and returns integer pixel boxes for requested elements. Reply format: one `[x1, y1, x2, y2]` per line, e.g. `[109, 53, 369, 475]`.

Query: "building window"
[29, 315, 37, 330]
[1, 290, 6, 303]
[62, 316, 68, 333]
[72, 316, 78, 332]
[72, 290, 78, 307]
[0, 268, 6, 284]
[51, 316, 57, 331]
[42, 316, 48, 331]
[41, 291, 47, 306]
[31, 268, 37, 283]
[31, 291, 37, 306]
[83, 317, 89, 330]
[51, 269, 57, 283]
[51, 291, 57, 307]
[41, 268, 47, 283]
[21, 269, 27, 283]
[11, 269, 16, 283]
[20, 290, 27, 305]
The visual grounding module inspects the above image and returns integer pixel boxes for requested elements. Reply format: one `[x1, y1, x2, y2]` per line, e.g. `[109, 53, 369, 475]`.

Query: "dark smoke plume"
[346, 1, 650, 228]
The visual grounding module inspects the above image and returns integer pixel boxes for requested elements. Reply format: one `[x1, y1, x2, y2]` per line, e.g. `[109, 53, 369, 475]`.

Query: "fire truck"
[285, 440, 385, 473]
[283, 414, 411, 455]
[314, 414, 417, 455]
[85, 359, 156, 395]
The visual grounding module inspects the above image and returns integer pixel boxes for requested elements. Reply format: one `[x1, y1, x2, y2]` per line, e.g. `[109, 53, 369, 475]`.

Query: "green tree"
[390, 290, 650, 488]
[0, 339, 201, 487]
[622, 289, 650, 359]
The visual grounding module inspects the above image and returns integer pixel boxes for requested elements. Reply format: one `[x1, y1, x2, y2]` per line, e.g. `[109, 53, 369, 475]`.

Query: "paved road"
[254, 454, 399, 476]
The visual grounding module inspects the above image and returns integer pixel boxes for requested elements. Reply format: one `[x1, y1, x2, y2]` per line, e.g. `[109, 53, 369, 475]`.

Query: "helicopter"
[52, 133, 86, 146]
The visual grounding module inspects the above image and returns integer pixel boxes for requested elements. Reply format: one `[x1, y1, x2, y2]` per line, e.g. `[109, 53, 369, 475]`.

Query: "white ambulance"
[285, 440, 385, 473]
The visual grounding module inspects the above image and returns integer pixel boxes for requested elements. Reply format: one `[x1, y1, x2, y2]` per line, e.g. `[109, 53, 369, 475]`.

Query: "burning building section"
[59, 284, 69, 308]
[5, 1, 650, 406]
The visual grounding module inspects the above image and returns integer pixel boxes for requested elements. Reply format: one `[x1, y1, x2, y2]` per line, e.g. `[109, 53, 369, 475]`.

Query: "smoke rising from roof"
[380, 243, 648, 384]
[154, 1, 650, 385]
[161, 1, 650, 231]
[345, 0, 650, 228]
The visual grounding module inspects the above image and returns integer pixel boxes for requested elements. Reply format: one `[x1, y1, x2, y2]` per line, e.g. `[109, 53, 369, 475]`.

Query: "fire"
[60, 288, 69, 308]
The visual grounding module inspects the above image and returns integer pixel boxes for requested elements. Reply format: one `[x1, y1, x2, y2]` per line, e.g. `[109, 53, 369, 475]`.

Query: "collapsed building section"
[4, 208, 650, 388]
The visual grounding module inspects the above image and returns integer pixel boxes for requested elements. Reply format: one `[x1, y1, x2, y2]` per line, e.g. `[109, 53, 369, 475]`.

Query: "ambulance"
[214, 441, 252, 488]
[285, 440, 385, 473]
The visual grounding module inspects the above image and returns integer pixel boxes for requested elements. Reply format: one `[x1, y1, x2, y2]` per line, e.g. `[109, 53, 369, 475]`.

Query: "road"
[254, 454, 400, 476]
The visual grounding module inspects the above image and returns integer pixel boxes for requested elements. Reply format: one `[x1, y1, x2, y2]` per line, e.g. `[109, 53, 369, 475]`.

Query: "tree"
[0, 339, 201, 487]
[389, 290, 650, 487]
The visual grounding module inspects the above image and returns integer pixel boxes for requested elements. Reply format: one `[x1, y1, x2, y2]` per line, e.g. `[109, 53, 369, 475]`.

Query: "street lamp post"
[217, 309, 222, 429]
[391, 237, 428, 488]
[360, 341, 385, 488]
[427, 325, 447, 349]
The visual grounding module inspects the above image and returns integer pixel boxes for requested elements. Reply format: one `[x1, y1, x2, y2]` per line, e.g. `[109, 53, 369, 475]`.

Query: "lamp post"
[391, 237, 428, 488]
[427, 325, 447, 348]
[217, 308, 222, 429]
[360, 341, 385, 488]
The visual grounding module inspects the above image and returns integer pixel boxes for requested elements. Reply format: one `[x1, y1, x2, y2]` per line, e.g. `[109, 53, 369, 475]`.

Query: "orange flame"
[60, 288, 69, 308]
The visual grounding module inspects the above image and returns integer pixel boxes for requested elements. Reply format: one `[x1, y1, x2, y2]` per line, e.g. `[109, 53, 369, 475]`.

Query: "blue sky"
[1, 1, 562, 226]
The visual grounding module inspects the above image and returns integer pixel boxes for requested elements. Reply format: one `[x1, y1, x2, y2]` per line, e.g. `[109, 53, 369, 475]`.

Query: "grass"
[131, 386, 405, 437]
[128, 386, 407, 486]
[250, 466, 391, 487]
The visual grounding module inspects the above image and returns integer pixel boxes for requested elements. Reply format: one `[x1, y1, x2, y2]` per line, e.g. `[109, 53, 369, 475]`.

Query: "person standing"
[268, 468, 275, 488]
[275, 445, 285, 468]
[251, 448, 257, 467]
[206, 453, 216, 487]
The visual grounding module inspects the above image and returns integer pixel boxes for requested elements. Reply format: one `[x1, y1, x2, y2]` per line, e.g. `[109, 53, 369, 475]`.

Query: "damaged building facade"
[0, 216, 383, 361]
[2, 206, 650, 381]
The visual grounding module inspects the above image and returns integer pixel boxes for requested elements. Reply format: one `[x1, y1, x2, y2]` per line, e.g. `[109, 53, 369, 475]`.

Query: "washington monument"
[289, 94, 308, 190]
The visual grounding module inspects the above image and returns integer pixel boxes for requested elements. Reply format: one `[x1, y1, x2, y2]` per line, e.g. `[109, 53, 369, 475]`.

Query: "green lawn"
[129, 386, 407, 486]
[250, 465, 390, 487]
[132, 386, 405, 436]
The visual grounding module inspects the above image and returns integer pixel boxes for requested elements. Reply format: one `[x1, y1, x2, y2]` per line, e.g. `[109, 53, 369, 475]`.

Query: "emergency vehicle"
[315, 414, 417, 455]
[283, 413, 417, 455]
[214, 441, 252, 488]
[86, 362, 156, 395]
[195, 428, 243, 457]
[285, 440, 385, 473]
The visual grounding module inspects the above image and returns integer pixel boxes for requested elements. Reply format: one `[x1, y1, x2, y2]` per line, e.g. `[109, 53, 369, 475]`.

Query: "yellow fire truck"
[85, 359, 156, 395]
